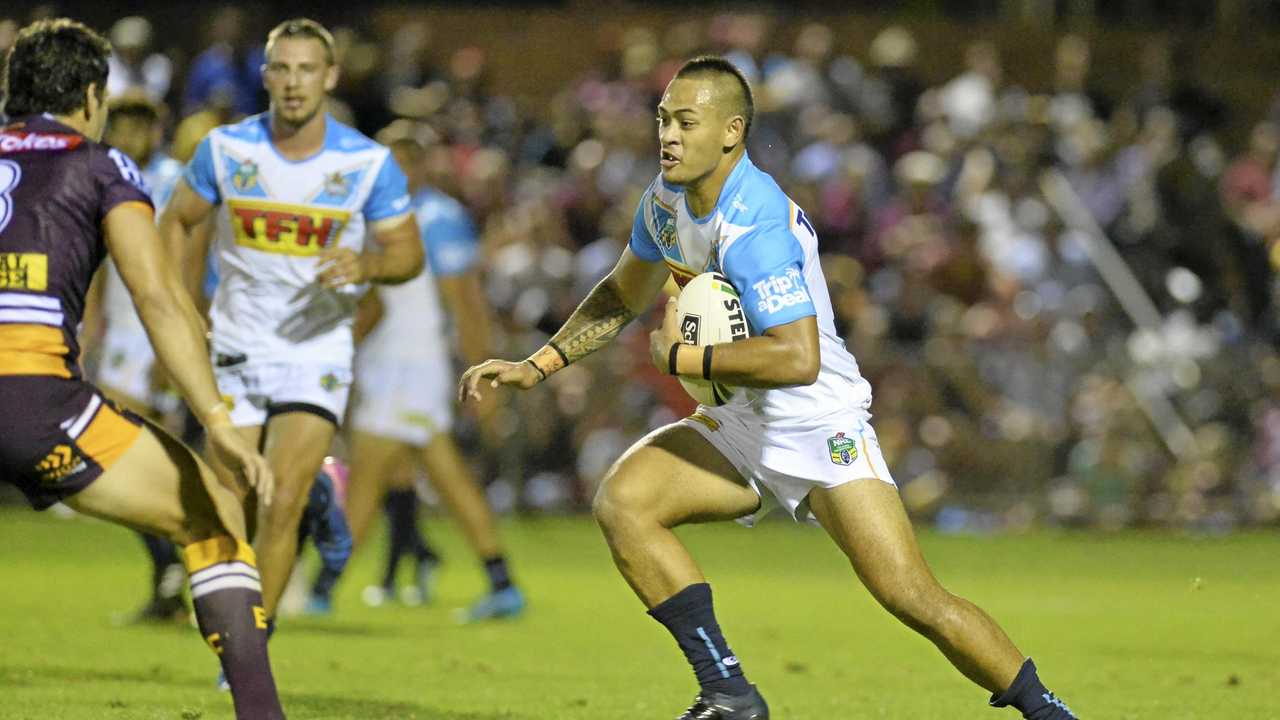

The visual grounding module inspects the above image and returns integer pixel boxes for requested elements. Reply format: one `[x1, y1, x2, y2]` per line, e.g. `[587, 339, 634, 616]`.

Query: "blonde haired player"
[463, 57, 1080, 720]
[160, 18, 424, 645]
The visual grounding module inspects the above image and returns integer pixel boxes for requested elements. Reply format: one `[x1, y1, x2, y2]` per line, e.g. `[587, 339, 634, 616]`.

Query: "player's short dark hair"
[265, 18, 336, 66]
[2, 18, 111, 118]
[674, 55, 755, 140]
[108, 94, 164, 126]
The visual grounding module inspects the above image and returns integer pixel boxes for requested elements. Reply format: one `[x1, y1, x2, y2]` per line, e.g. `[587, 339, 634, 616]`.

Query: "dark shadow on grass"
[282, 691, 523, 719]
[0, 663, 210, 690]
[0, 665, 523, 719]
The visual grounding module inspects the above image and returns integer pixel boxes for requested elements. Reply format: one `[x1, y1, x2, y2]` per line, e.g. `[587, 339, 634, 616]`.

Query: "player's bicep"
[103, 204, 172, 303]
[762, 315, 820, 365]
[609, 246, 670, 315]
[370, 213, 418, 248]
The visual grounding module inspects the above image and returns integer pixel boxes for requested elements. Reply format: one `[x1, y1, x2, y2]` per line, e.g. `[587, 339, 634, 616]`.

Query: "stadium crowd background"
[4, 1, 1280, 531]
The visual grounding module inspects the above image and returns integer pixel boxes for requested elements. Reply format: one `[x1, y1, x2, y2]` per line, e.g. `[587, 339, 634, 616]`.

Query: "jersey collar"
[683, 151, 753, 225]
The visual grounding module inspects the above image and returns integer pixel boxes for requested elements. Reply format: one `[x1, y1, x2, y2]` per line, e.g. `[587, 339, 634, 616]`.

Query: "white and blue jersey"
[360, 186, 479, 365]
[184, 113, 411, 365]
[635, 154, 894, 523]
[630, 153, 872, 428]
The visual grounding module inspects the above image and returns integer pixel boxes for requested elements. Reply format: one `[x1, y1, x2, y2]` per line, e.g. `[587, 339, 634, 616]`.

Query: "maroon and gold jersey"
[0, 114, 153, 380]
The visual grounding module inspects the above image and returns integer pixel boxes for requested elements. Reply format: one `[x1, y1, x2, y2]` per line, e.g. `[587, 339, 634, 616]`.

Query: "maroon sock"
[184, 537, 285, 720]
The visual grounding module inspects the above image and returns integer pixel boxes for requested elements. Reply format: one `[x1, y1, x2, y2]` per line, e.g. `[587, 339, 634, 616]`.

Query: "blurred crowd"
[4, 7, 1280, 530]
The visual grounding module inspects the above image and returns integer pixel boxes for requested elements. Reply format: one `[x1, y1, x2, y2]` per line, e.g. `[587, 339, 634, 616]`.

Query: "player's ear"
[723, 115, 745, 151]
[83, 83, 100, 120]
[324, 63, 340, 93]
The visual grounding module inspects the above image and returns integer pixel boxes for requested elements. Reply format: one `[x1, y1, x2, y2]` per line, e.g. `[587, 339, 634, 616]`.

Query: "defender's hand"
[649, 297, 683, 373]
[206, 424, 275, 506]
[459, 359, 542, 402]
[317, 247, 367, 288]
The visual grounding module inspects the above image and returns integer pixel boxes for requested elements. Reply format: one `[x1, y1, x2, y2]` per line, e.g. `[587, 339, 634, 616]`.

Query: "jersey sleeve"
[94, 146, 154, 222]
[721, 224, 816, 333]
[628, 189, 662, 262]
[363, 153, 412, 222]
[184, 136, 220, 204]
[424, 206, 480, 277]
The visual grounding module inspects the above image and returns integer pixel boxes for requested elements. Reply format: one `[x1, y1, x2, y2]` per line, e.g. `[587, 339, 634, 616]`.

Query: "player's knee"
[873, 576, 948, 634]
[260, 476, 312, 527]
[592, 473, 656, 529]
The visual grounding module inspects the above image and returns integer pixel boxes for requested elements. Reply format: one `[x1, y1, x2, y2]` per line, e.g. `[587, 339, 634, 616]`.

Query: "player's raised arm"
[460, 247, 669, 401]
[105, 203, 273, 503]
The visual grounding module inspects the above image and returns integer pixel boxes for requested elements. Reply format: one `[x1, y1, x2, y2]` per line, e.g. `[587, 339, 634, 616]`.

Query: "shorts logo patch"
[320, 372, 341, 392]
[36, 444, 87, 483]
[827, 432, 858, 466]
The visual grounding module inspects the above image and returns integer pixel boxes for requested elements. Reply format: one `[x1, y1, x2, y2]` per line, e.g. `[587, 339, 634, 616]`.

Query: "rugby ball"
[674, 272, 750, 406]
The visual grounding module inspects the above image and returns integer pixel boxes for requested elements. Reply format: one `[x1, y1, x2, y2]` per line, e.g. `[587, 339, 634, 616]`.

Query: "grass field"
[0, 508, 1275, 720]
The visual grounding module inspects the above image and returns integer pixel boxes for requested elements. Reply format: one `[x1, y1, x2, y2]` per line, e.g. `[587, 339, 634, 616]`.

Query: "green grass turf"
[0, 508, 1275, 719]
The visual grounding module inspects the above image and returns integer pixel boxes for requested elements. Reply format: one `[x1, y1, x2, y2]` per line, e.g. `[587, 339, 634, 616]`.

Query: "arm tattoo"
[538, 279, 636, 371]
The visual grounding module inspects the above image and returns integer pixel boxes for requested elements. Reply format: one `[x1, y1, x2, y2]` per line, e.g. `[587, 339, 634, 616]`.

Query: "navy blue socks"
[991, 658, 1078, 719]
[648, 583, 750, 696]
[483, 555, 512, 593]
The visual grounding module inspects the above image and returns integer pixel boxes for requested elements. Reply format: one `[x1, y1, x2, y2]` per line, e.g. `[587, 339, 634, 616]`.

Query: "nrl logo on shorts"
[827, 432, 858, 466]
[232, 161, 259, 192]
[319, 372, 341, 392]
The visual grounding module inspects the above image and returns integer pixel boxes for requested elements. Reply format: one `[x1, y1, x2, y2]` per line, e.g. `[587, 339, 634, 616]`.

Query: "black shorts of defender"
[0, 376, 143, 510]
[264, 402, 339, 428]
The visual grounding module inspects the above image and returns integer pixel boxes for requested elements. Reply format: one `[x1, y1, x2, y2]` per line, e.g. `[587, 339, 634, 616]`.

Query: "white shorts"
[679, 405, 896, 526]
[214, 361, 352, 428]
[350, 358, 453, 447]
[95, 329, 156, 405]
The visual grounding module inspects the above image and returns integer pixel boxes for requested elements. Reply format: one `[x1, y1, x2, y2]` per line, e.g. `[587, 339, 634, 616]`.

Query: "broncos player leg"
[0, 19, 282, 718]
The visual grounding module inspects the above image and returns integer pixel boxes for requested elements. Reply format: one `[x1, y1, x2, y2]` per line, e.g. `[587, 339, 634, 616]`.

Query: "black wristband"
[668, 343, 681, 376]
[524, 358, 547, 381]
[702, 345, 714, 380]
[547, 341, 570, 367]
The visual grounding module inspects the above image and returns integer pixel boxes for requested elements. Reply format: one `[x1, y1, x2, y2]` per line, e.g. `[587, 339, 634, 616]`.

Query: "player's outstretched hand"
[207, 424, 276, 507]
[649, 297, 682, 372]
[317, 247, 367, 288]
[459, 359, 542, 402]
